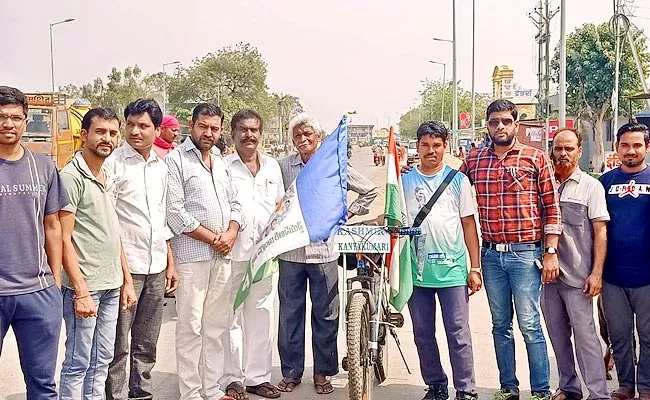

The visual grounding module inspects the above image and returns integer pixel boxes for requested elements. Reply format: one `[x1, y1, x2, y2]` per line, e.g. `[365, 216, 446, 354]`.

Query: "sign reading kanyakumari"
[335, 225, 391, 254]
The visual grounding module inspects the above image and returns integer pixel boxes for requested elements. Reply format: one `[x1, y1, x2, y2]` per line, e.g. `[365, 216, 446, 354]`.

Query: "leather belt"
[482, 241, 541, 252]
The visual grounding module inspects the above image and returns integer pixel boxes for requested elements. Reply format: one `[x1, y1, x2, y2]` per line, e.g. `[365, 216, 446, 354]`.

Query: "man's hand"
[53, 274, 62, 290]
[121, 281, 137, 310]
[542, 254, 560, 283]
[213, 228, 238, 256]
[583, 273, 602, 297]
[400, 165, 414, 174]
[74, 293, 97, 318]
[165, 263, 180, 295]
[468, 271, 482, 295]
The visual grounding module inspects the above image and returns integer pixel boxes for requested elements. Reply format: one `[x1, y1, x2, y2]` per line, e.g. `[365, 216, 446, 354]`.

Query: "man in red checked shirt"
[461, 99, 562, 400]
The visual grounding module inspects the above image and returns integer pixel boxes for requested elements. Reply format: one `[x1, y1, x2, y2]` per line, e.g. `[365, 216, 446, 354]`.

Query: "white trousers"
[175, 258, 232, 400]
[220, 260, 276, 387]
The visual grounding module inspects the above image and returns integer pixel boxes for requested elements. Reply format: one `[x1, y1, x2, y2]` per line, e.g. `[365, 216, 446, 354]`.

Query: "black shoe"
[456, 391, 479, 400]
[423, 386, 450, 400]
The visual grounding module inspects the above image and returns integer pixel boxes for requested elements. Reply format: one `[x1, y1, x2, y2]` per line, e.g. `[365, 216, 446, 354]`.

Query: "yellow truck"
[22, 93, 89, 169]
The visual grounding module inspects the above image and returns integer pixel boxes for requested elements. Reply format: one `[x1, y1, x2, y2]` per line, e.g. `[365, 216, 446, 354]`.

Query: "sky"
[1, 0, 645, 132]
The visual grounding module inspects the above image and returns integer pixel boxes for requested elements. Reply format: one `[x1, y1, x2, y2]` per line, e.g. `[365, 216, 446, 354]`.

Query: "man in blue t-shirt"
[599, 122, 650, 400]
[0, 86, 70, 398]
[402, 121, 482, 400]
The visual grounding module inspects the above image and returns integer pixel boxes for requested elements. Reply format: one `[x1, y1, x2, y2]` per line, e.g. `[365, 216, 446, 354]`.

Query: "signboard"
[459, 112, 471, 129]
[545, 119, 575, 139]
[527, 127, 543, 142]
[502, 79, 514, 99]
[335, 225, 391, 254]
[25, 93, 54, 106]
[605, 151, 621, 172]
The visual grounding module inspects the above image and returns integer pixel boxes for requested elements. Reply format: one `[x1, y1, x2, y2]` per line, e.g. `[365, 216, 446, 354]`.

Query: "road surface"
[0, 145, 618, 399]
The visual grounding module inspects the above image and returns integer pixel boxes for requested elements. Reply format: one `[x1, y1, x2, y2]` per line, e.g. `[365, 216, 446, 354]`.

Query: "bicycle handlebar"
[384, 226, 422, 236]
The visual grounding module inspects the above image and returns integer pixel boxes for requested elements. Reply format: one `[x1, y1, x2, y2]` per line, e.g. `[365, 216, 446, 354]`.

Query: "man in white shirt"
[105, 99, 179, 400]
[221, 109, 284, 400]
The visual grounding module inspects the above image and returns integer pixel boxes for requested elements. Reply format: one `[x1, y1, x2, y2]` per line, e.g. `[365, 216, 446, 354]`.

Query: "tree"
[168, 43, 272, 121]
[61, 43, 303, 135]
[552, 22, 649, 169]
[398, 81, 491, 139]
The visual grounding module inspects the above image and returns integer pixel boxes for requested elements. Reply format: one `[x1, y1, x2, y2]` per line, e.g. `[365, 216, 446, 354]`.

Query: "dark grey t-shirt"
[0, 149, 70, 295]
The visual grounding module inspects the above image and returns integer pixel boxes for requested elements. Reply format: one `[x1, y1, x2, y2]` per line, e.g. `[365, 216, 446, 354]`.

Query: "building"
[348, 124, 374, 146]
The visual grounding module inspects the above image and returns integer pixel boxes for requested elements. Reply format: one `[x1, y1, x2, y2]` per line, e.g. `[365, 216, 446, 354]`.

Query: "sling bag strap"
[412, 168, 459, 228]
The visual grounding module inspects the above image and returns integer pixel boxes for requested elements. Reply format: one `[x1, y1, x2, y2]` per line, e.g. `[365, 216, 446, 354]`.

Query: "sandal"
[611, 388, 635, 400]
[277, 378, 301, 393]
[313, 377, 334, 395]
[247, 382, 281, 398]
[226, 381, 249, 400]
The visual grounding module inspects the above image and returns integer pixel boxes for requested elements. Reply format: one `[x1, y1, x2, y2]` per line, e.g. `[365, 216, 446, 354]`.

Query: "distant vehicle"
[407, 139, 419, 166]
[22, 93, 89, 169]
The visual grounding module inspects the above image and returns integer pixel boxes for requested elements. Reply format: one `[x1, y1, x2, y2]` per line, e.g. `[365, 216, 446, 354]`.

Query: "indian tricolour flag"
[384, 126, 413, 311]
[234, 116, 349, 310]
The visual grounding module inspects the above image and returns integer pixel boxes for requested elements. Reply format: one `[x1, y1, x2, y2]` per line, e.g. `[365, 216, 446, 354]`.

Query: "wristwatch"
[470, 267, 482, 273]
[545, 246, 558, 255]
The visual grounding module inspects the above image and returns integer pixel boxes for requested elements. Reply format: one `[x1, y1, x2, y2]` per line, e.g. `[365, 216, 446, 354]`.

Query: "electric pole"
[529, 0, 558, 153]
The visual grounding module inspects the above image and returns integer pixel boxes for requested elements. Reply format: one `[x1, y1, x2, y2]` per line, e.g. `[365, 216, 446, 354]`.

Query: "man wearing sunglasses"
[461, 99, 562, 400]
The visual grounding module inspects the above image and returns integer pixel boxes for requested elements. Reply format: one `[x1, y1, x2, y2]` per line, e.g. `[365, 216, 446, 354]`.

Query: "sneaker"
[531, 392, 552, 400]
[493, 389, 520, 400]
[423, 386, 450, 400]
[456, 391, 479, 400]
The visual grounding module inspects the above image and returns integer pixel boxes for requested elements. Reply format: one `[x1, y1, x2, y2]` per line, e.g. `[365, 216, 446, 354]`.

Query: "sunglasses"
[488, 118, 515, 129]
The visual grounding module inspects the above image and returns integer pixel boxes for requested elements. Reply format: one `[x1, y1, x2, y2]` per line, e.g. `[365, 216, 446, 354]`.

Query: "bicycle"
[336, 224, 421, 400]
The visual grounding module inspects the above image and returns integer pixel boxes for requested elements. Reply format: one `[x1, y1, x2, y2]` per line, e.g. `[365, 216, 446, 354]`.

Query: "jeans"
[59, 288, 121, 400]
[0, 285, 63, 400]
[106, 272, 166, 400]
[277, 260, 339, 379]
[601, 281, 650, 392]
[481, 246, 550, 393]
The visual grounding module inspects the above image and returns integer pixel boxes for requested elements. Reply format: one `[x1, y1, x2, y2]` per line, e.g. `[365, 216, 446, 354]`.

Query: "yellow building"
[492, 65, 537, 119]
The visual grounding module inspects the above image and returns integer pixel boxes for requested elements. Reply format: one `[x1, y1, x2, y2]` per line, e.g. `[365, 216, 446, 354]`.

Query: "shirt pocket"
[502, 166, 535, 192]
[561, 201, 586, 231]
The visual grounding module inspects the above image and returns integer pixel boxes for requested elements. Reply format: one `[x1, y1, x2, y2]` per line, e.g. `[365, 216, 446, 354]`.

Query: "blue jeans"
[481, 246, 550, 393]
[0, 285, 62, 400]
[59, 288, 121, 400]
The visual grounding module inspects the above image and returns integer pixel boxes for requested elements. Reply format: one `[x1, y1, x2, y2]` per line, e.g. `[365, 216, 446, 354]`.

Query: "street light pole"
[430, 61, 447, 122]
[559, 0, 567, 127]
[452, 0, 458, 134]
[471, 0, 476, 138]
[432, 32, 456, 134]
[162, 61, 181, 114]
[49, 18, 75, 95]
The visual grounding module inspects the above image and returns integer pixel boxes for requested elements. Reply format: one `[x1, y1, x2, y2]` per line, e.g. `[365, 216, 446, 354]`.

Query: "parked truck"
[22, 93, 90, 169]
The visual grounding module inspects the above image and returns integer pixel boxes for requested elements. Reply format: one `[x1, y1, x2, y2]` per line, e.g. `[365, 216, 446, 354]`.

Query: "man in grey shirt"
[276, 113, 378, 395]
[541, 129, 609, 400]
[166, 103, 243, 400]
[0, 86, 69, 399]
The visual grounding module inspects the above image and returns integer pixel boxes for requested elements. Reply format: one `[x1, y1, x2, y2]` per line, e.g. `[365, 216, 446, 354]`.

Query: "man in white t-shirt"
[401, 121, 482, 400]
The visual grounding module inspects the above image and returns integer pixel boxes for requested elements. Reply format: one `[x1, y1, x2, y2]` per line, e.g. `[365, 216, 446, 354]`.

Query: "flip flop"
[277, 378, 301, 393]
[246, 382, 281, 398]
[314, 380, 334, 395]
[226, 381, 248, 400]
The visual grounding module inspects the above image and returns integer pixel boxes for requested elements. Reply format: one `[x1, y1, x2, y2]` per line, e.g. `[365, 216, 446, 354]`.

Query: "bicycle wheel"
[347, 293, 373, 400]
[373, 340, 387, 384]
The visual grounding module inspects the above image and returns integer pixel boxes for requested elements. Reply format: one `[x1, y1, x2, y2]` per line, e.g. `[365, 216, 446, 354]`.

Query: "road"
[0, 145, 618, 399]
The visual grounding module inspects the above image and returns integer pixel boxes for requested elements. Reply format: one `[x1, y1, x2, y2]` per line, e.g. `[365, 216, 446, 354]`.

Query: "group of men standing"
[0, 85, 380, 400]
[402, 99, 650, 400]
